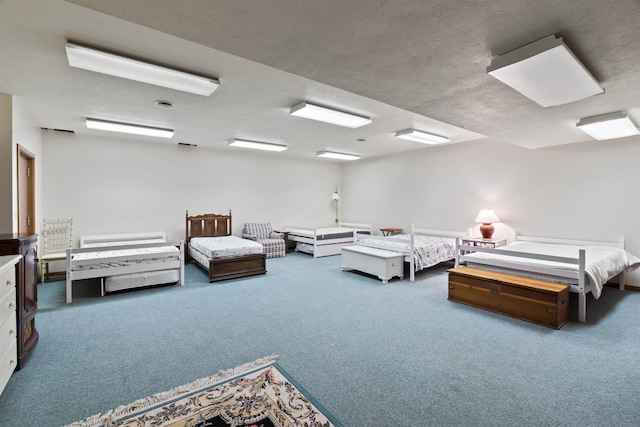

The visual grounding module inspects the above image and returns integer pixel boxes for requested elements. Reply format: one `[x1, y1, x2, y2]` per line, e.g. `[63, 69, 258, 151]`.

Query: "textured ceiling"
[2, 0, 640, 160]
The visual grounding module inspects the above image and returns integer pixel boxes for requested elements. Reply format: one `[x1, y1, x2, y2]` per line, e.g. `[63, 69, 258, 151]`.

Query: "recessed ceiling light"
[228, 139, 287, 152]
[487, 35, 603, 107]
[86, 118, 174, 138]
[155, 100, 174, 108]
[394, 129, 449, 144]
[316, 150, 361, 161]
[290, 101, 372, 128]
[577, 111, 639, 141]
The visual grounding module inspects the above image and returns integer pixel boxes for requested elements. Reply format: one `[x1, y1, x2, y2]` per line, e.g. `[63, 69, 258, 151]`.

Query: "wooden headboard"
[185, 210, 232, 243]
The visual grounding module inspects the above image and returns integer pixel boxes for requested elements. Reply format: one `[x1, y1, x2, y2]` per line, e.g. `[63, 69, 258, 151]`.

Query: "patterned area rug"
[66, 355, 343, 427]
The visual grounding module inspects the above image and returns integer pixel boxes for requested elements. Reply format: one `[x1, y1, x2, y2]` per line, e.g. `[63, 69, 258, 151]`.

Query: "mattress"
[356, 234, 456, 271]
[287, 227, 365, 241]
[189, 236, 264, 258]
[462, 241, 640, 299]
[105, 269, 179, 293]
[71, 245, 180, 271]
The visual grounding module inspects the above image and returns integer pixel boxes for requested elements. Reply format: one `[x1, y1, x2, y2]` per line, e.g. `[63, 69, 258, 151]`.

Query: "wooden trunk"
[208, 253, 266, 282]
[448, 266, 569, 329]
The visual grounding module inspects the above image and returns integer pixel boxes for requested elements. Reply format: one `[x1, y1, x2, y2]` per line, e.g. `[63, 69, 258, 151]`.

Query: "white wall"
[12, 98, 43, 234]
[0, 94, 12, 232]
[41, 131, 341, 243]
[0, 94, 42, 234]
[342, 136, 640, 285]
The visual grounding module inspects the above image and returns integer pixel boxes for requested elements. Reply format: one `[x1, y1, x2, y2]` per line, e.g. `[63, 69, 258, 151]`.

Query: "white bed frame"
[284, 222, 373, 258]
[66, 231, 185, 303]
[354, 226, 469, 281]
[455, 234, 626, 323]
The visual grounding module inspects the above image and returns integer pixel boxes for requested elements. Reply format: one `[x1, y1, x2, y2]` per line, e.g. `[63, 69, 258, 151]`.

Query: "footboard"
[208, 253, 266, 282]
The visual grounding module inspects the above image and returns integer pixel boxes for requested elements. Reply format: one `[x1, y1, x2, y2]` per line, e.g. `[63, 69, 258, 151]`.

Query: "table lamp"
[474, 208, 500, 239]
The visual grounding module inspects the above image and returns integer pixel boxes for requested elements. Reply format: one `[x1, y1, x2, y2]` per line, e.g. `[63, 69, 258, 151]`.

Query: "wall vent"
[41, 128, 75, 133]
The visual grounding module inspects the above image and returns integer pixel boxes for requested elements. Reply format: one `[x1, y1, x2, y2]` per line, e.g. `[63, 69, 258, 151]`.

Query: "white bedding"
[357, 234, 456, 271]
[189, 236, 264, 258]
[463, 241, 640, 299]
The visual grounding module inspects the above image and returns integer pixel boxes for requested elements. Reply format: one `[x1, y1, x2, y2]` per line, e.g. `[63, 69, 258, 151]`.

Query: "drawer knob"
[9, 359, 16, 365]
[5, 280, 11, 286]
[8, 302, 15, 309]
[9, 329, 15, 335]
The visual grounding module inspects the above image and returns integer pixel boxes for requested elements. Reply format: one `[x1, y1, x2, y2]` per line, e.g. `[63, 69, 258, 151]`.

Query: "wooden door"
[17, 146, 35, 234]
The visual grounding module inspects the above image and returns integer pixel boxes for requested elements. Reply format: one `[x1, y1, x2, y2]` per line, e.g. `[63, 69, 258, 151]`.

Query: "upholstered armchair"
[242, 222, 286, 258]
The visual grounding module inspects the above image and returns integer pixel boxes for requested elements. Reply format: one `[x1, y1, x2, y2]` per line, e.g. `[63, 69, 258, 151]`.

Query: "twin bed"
[284, 222, 373, 257]
[185, 211, 267, 282]
[66, 231, 184, 303]
[455, 234, 640, 323]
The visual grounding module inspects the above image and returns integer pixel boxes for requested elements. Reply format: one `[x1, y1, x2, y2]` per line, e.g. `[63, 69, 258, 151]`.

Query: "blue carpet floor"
[1, 252, 640, 426]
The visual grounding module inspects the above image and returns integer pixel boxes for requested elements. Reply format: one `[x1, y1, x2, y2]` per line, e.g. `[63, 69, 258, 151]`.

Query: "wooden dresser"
[0, 234, 39, 369]
[0, 255, 21, 395]
[448, 266, 569, 329]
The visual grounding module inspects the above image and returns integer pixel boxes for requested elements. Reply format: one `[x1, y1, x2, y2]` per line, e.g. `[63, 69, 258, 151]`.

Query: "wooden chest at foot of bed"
[341, 245, 404, 283]
[447, 266, 569, 329]
[208, 253, 266, 282]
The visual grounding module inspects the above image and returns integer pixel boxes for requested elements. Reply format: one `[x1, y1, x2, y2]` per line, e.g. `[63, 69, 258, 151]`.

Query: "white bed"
[284, 222, 373, 258]
[456, 234, 640, 322]
[352, 227, 468, 281]
[65, 231, 185, 303]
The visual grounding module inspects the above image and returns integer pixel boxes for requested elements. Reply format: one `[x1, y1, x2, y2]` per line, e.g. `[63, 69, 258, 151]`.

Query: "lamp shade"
[474, 209, 500, 224]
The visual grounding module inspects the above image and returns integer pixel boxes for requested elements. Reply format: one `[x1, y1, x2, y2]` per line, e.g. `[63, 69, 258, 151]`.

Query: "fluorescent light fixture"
[66, 42, 219, 96]
[577, 111, 639, 141]
[394, 128, 449, 144]
[86, 118, 174, 138]
[487, 35, 603, 107]
[228, 139, 287, 152]
[290, 101, 372, 128]
[316, 150, 361, 161]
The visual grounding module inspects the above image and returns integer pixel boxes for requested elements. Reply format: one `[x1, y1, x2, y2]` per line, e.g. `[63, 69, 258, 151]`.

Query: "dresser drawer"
[0, 313, 17, 350]
[0, 266, 15, 301]
[0, 286, 16, 327]
[0, 337, 17, 396]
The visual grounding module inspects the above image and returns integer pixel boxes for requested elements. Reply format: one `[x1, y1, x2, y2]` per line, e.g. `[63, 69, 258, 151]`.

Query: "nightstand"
[380, 228, 403, 236]
[273, 230, 292, 253]
[461, 237, 507, 249]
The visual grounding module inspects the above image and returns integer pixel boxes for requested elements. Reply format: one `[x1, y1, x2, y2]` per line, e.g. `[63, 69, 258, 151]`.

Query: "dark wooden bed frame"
[185, 210, 266, 282]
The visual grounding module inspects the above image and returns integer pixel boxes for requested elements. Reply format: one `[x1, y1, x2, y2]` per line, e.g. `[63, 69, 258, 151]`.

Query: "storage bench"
[448, 266, 569, 329]
[341, 245, 404, 283]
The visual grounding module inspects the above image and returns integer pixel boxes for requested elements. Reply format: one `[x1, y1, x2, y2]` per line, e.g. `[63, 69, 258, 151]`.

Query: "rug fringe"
[64, 355, 279, 427]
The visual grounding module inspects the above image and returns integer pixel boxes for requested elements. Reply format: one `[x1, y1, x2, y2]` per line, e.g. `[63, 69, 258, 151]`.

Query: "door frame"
[17, 145, 36, 234]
